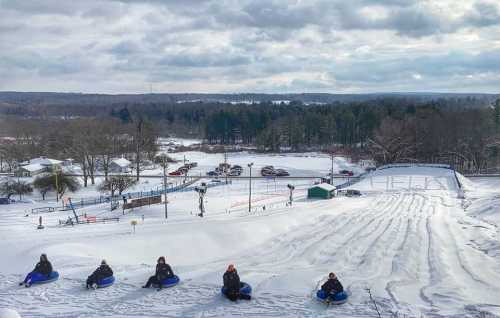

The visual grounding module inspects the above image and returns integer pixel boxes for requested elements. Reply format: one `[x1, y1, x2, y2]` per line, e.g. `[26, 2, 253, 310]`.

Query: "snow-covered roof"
[20, 163, 45, 172]
[21, 157, 62, 166]
[312, 183, 337, 191]
[112, 158, 131, 167]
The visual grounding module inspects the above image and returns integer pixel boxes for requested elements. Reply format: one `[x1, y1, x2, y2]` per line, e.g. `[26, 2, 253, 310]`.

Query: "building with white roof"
[16, 157, 63, 177]
[109, 158, 132, 173]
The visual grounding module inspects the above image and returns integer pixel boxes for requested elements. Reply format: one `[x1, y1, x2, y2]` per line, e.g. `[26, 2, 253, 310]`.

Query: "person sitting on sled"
[223, 264, 251, 301]
[86, 259, 113, 289]
[321, 272, 344, 296]
[20, 254, 53, 286]
[142, 256, 174, 289]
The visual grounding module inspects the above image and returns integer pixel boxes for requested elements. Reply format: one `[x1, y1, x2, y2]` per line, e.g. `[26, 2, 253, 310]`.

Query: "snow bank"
[0, 309, 21, 318]
[466, 194, 500, 225]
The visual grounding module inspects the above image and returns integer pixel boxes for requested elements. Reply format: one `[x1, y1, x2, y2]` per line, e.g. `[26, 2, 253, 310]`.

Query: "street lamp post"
[287, 184, 295, 206]
[194, 183, 207, 217]
[248, 162, 253, 212]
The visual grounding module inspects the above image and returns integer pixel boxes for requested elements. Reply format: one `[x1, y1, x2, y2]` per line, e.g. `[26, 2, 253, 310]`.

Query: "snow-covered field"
[1, 160, 500, 317]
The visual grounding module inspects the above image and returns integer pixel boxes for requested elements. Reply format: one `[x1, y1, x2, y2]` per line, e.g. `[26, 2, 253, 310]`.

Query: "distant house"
[15, 157, 63, 177]
[15, 163, 46, 177]
[109, 158, 132, 173]
[20, 157, 62, 167]
[308, 183, 337, 199]
[62, 158, 74, 167]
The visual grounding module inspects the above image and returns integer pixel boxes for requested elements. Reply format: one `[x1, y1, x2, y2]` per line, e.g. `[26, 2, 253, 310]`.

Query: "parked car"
[261, 169, 275, 176]
[345, 189, 361, 197]
[169, 170, 182, 176]
[207, 171, 220, 176]
[229, 170, 241, 176]
[275, 169, 290, 177]
[339, 169, 354, 176]
[261, 165, 275, 176]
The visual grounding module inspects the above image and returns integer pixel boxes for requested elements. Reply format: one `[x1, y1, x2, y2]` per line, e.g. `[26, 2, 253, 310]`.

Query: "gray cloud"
[0, 0, 499, 93]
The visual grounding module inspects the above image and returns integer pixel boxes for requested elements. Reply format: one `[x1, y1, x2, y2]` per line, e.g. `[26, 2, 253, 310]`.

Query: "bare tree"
[98, 175, 137, 197]
[368, 117, 417, 165]
[95, 119, 127, 181]
[130, 118, 158, 181]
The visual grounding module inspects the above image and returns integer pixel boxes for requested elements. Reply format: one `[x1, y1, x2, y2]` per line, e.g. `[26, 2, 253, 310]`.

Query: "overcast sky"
[0, 0, 499, 94]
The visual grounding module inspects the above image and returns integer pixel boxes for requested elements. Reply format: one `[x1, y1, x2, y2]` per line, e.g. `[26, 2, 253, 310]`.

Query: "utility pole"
[162, 156, 168, 219]
[55, 167, 60, 203]
[224, 152, 228, 184]
[330, 152, 334, 185]
[248, 162, 253, 212]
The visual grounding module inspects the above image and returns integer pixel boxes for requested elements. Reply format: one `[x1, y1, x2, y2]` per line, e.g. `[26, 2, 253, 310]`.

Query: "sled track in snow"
[2, 191, 500, 317]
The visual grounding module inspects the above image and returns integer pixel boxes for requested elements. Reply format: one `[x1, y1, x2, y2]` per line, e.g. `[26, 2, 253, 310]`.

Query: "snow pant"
[144, 276, 160, 288]
[224, 283, 252, 302]
[225, 290, 252, 301]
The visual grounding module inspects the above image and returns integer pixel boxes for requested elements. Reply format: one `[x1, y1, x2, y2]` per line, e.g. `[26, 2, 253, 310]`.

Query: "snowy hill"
[1, 164, 500, 317]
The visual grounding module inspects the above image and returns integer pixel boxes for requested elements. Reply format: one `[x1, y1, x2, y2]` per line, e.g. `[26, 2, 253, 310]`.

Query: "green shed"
[308, 183, 337, 199]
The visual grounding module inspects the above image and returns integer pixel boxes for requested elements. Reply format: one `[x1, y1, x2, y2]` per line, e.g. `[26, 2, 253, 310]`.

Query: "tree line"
[1, 97, 499, 173]
[0, 116, 158, 186]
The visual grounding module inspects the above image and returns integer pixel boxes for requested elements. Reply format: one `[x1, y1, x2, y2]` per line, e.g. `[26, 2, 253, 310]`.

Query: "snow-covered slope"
[347, 164, 464, 192]
[1, 167, 500, 317]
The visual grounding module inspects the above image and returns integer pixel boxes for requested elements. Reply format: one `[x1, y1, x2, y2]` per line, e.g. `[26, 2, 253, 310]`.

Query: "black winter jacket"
[223, 270, 240, 292]
[92, 265, 113, 280]
[156, 263, 174, 281]
[321, 278, 344, 294]
[34, 261, 52, 276]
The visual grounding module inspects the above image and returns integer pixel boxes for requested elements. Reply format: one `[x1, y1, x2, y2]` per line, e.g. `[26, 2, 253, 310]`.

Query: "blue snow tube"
[316, 289, 348, 305]
[96, 276, 115, 288]
[221, 282, 252, 296]
[157, 275, 180, 288]
[29, 271, 59, 285]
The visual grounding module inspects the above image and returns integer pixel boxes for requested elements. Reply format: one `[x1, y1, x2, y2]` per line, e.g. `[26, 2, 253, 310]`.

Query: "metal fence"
[62, 177, 201, 210]
[60, 177, 232, 210]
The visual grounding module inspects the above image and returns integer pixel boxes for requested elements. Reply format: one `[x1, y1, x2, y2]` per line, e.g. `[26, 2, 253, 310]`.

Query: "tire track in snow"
[241, 194, 398, 269]
[315, 194, 401, 265]
[383, 192, 435, 311]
